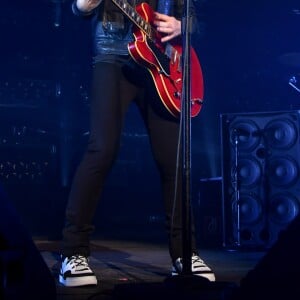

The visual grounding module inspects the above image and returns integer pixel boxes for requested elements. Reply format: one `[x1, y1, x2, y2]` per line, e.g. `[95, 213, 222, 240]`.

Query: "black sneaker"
[171, 254, 216, 281]
[59, 254, 98, 287]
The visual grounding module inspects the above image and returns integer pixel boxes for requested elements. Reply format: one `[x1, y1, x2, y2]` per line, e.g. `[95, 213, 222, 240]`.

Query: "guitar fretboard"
[112, 0, 153, 37]
[111, 0, 179, 63]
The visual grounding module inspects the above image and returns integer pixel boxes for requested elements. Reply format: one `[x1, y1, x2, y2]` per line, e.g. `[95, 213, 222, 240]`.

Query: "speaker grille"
[221, 110, 300, 249]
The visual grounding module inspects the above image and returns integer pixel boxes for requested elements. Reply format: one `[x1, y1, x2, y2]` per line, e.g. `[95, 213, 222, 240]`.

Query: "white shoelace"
[68, 255, 89, 271]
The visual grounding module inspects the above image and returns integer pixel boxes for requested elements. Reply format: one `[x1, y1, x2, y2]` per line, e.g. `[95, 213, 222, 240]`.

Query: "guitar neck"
[111, 0, 153, 38]
[111, 0, 179, 62]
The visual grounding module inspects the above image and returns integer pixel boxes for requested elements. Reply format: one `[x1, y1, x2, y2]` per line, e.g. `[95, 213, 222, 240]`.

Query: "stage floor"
[35, 239, 266, 300]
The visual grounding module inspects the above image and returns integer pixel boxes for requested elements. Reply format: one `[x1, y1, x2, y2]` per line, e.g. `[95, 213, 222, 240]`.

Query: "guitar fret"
[113, 0, 152, 37]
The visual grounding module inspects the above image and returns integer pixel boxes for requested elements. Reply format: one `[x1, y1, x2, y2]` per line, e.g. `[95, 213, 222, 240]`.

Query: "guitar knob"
[174, 91, 181, 98]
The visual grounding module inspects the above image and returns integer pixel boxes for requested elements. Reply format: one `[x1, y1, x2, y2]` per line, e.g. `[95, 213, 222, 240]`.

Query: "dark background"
[1, 0, 300, 243]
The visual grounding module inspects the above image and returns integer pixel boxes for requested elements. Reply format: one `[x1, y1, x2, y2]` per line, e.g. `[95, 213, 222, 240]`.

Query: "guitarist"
[59, 0, 215, 287]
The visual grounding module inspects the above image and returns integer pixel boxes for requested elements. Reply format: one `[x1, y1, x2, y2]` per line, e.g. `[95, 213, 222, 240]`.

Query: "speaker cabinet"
[220, 110, 300, 249]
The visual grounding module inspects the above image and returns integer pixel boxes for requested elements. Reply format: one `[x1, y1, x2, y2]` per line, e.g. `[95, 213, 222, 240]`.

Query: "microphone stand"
[180, 0, 193, 277]
[158, 0, 195, 279]
[167, 0, 208, 285]
[162, 0, 215, 292]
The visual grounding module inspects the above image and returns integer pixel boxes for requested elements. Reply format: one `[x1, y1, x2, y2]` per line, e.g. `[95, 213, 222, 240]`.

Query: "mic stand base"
[164, 273, 211, 289]
[164, 274, 238, 298]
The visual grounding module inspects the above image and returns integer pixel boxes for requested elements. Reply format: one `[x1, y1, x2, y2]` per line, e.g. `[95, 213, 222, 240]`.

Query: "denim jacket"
[72, 0, 196, 61]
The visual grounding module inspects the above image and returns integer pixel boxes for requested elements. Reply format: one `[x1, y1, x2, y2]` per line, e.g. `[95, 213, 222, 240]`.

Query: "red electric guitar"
[111, 0, 204, 118]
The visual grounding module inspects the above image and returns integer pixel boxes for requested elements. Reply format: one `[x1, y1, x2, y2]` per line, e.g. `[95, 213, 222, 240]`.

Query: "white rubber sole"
[59, 274, 98, 287]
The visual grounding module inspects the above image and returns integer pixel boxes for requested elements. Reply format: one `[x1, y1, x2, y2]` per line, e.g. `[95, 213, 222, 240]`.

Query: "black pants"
[61, 57, 197, 261]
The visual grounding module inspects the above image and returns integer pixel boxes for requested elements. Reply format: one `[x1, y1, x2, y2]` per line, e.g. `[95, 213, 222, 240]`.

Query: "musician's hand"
[154, 12, 181, 43]
[76, 0, 102, 13]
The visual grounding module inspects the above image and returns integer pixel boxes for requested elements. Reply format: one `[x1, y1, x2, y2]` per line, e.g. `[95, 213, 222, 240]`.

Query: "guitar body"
[127, 2, 204, 118]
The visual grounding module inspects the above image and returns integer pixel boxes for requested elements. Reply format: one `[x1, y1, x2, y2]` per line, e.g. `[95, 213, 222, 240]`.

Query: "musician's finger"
[157, 26, 170, 33]
[154, 20, 169, 28]
[154, 12, 168, 20]
[161, 34, 173, 43]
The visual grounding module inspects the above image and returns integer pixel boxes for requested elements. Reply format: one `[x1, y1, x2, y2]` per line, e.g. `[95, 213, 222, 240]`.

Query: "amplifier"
[195, 177, 223, 248]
